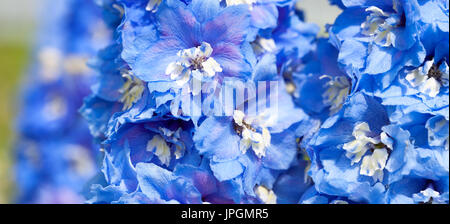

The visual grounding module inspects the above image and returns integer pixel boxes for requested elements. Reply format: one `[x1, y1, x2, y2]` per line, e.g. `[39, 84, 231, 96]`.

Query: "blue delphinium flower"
[86, 118, 198, 203]
[248, 2, 319, 77]
[386, 176, 449, 204]
[117, 0, 319, 122]
[80, 0, 239, 203]
[307, 91, 449, 203]
[376, 42, 449, 119]
[119, 0, 253, 119]
[14, 0, 109, 203]
[270, 4, 319, 66]
[330, 1, 449, 111]
[302, 0, 449, 204]
[80, 0, 321, 204]
[219, 0, 319, 65]
[382, 106, 449, 203]
[192, 50, 313, 202]
[85, 116, 257, 204]
[367, 0, 449, 119]
[289, 38, 352, 121]
[329, 0, 428, 92]
[307, 92, 409, 203]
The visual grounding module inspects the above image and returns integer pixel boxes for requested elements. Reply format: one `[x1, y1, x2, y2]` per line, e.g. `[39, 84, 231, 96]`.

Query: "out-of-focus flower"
[14, 0, 111, 203]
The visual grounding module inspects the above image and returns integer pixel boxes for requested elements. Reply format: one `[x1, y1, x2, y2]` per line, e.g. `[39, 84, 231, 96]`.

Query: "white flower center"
[361, 6, 399, 47]
[166, 42, 222, 89]
[413, 187, 446, 204]
[119, 71, 145, 110]
[252, 37, 277, 55]
[43, 95, 67, 120]
[233, 110, 271, 158]
[343, 122, 392, 182]
[146, 128, 186, 167]
[63, 55, 90, 75]
[255, 185, 277, 204]
[320, 75, 350, 115]
[147, 135, 171, 166]
[406, 59, 449, 97]
[359, 147, 389, 181]
[65, 145, 95, 177]
[39, 47, 62, 82]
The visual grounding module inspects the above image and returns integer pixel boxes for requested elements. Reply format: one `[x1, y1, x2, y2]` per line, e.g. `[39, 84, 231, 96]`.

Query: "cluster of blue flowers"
[16, 0, 448, 204]
[14, 0, 110, 203]
[302, 0, 449, 204]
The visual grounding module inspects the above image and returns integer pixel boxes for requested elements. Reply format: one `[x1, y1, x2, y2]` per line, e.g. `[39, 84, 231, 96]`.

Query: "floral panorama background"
[0, 0, 447, 204]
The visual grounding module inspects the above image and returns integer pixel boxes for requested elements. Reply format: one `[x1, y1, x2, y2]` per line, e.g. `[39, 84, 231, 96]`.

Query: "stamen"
[426, 116, 449, 150]
[343, 122, 392, 182]
[255, 185, 277, 204]
[406, 59, 449, 97]
[233, 110, 270, 158]
[427, 64, 442, 81]
[119, 71, 145, 110]
[360, 148, 389, 182]
[146, 128, 187, 166]
[361, 6, 398, 47]
[166, 42, 222, 90]
[147, 135, 171, 166]
[285, 82, 296, 94]
[252, 37, 277, 55]
[320, 75, 350, 115]
[146, 0, 162, 12]
[161, 127, 187, 159]
[112, 4, 124, 18]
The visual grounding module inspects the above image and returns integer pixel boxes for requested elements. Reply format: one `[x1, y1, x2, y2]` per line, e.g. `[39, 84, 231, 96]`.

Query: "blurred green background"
[0, 0, 339, 203]
[0, 0, 36, 203]
[0, 43, 29, 203]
